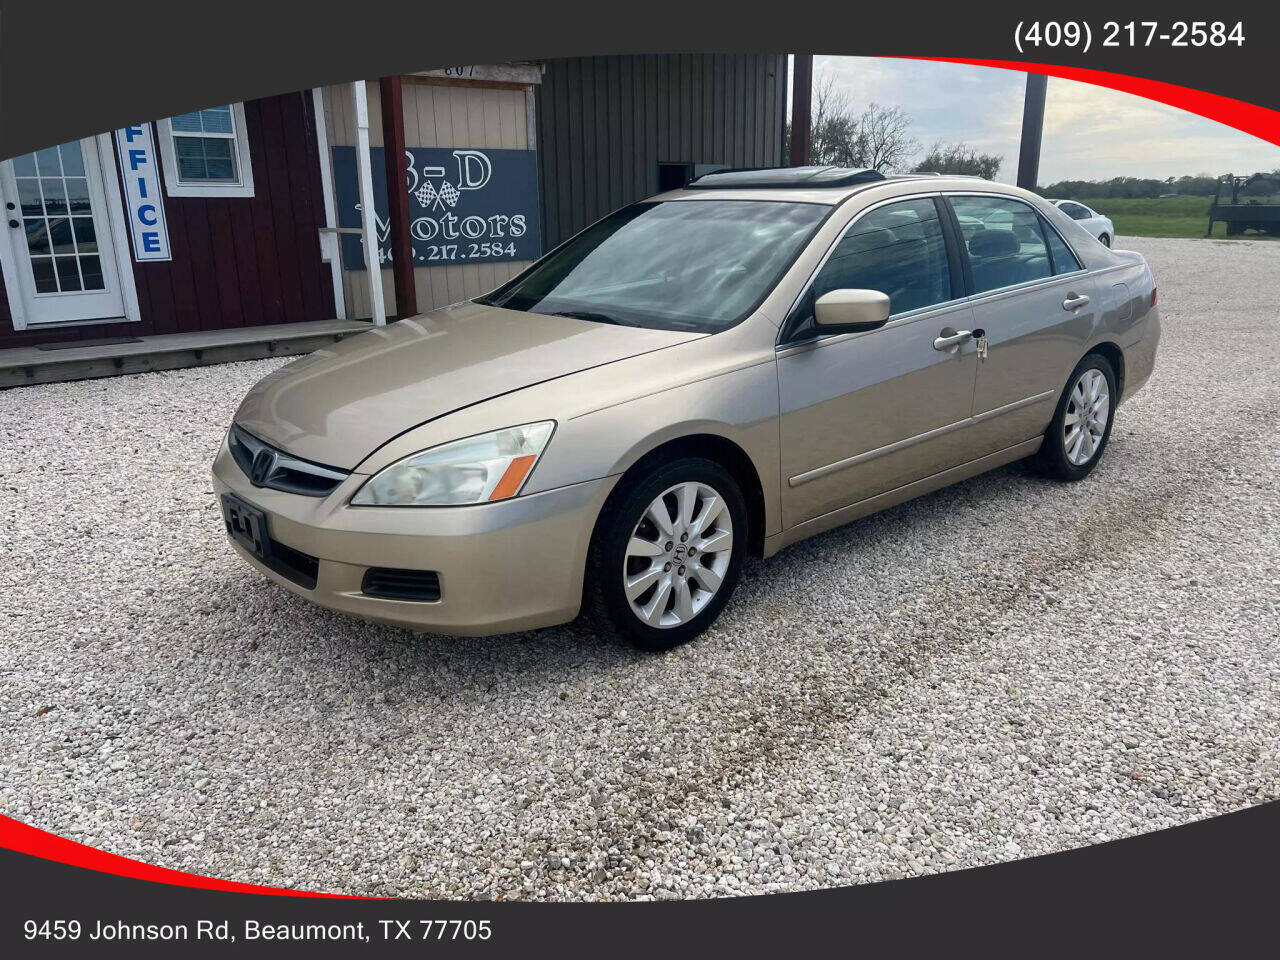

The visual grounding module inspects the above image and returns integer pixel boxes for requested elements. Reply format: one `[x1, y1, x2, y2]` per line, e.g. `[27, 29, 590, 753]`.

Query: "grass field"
[1077, 195, 1280, 240]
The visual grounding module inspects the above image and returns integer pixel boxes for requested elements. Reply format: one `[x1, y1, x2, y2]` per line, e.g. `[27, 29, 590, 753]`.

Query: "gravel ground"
[1, 237, 1277, 900]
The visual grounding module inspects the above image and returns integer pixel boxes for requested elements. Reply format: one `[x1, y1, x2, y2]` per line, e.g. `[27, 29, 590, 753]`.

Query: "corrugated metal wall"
[536, 54, 788, 247]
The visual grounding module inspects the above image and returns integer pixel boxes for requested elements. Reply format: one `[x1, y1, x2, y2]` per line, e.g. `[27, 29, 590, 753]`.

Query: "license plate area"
[221, 494, 269, 560]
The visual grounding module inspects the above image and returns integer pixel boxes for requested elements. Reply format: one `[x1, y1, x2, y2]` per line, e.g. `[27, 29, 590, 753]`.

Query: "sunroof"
[685, 166, 886, 189]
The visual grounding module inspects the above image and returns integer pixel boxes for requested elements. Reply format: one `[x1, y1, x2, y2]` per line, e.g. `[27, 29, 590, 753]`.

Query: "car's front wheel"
[585, 457, 746, 651]
[1036, 353, 1117, 481]
[1098, 232, 1112, 247]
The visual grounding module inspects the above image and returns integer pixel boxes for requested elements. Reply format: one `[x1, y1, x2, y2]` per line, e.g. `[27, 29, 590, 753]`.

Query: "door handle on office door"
[1062, 294, 1091, 311]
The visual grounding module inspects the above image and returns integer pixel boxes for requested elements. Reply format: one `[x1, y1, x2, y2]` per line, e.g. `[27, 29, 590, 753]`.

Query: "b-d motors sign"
[333, 146, 542, 268]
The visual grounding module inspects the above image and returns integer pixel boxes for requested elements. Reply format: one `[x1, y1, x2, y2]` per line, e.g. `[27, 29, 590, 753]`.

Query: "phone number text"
[1014, 21, 1245, 54]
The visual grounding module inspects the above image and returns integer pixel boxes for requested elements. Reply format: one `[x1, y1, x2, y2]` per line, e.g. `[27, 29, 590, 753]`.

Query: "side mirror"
[813, 289, 891, 333]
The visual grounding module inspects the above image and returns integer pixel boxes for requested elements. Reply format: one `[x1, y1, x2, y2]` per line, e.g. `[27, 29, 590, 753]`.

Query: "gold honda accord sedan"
[214, 167, 1159, 650]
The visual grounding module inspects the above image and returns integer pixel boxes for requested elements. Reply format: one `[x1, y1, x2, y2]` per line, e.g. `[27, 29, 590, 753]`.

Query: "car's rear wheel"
[585, 457, 746, 651]
[1098, 232, 1111, 247]
[1036, 353, 1117, 481]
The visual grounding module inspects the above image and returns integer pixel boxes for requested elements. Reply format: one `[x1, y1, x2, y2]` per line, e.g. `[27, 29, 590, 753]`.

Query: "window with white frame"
[157, 103, 254, 198]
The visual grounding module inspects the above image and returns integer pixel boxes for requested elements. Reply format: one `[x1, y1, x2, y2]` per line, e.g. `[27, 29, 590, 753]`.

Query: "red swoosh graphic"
[0, 815, 354, 897]
[904, 57, 1280, 147]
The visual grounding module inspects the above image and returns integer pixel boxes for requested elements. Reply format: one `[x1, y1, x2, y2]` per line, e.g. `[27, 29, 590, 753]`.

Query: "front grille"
[229, 424, 349, 497]
[361, 568, 442, 602]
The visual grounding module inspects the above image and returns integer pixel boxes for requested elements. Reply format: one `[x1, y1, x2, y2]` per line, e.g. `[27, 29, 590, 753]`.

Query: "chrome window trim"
[775, 189, 1103, 356]
[960, 269, 1088, 309]
[775, 190, 956, 349]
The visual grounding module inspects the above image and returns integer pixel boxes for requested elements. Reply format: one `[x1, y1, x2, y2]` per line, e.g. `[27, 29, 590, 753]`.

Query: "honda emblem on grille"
[250, 448, 276, 486]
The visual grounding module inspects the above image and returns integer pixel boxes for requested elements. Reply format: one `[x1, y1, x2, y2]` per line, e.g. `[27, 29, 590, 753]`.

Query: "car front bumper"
[211, 437, 617, 636]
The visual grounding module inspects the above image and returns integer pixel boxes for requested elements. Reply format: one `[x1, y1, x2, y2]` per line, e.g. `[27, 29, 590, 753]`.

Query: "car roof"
[654, 170, 1039, 207]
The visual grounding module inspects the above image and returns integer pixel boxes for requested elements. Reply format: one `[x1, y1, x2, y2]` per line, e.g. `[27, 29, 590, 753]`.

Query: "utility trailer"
[1208, 173, 1280, 236]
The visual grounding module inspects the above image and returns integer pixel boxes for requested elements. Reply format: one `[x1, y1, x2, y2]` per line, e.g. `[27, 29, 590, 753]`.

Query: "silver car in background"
[214, 167, 1159, 650]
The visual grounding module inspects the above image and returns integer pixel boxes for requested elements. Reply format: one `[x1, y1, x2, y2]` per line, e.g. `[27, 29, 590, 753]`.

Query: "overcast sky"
[804, 56, 1280, 185]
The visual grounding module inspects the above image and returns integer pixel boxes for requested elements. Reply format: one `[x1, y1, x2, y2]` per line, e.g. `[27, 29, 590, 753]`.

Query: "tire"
[584, 457, 747, 651]
[1036, 353, 1118, 482]
[1098, 233, 1111, 247]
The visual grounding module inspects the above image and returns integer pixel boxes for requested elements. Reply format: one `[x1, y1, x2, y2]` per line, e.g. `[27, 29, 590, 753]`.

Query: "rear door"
[946, 193, 1098, 456]
[777, 195, 980, 528]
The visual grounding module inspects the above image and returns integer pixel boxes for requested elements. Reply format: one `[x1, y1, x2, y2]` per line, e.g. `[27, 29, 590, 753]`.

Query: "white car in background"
[1050, 199, 1116, 247]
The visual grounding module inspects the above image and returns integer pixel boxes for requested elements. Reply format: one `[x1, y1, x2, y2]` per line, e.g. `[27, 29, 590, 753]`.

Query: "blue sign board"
[332, 146, 542, 269]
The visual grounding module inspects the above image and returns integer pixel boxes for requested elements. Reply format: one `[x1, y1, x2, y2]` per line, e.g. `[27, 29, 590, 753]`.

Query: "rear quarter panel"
[1092, 252, 1158, 400]
[1030, 204, 1159, 403]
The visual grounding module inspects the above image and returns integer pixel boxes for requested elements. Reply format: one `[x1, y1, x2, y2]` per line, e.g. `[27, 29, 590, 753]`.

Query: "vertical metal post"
[379, 75, 417, 319]
[310, 88, 346, 320]
[1017, 72, 1047, 190]
[351, 80, 387, 326]
[789, 54, 813, 167]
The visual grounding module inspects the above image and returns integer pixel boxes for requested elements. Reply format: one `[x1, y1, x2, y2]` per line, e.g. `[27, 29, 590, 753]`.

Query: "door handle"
[1062, 294, 1091, 311]
[933, 329, 972, 352]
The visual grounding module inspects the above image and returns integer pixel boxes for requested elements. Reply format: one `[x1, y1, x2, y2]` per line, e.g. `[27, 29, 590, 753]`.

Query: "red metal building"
[0, 93, 335, 349]
[0, 56, 790, 387]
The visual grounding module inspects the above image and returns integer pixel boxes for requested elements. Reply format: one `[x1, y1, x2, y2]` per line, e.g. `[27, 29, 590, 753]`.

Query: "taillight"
[1150, 286, 1158, 307]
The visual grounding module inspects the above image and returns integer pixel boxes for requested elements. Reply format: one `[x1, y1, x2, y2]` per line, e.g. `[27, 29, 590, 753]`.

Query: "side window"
[806, 197, 953, 322]
[950, 195, 1053, 295]
[1041, 217, 1083, 274]
[1061, 202, 1090, 221]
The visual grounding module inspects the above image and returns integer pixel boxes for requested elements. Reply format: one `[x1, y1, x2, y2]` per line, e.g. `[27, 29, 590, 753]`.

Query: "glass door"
[1, 138, 127, 326]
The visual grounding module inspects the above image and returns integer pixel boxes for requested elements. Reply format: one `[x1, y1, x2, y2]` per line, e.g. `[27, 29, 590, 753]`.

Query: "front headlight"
[351, 421, 555, 506]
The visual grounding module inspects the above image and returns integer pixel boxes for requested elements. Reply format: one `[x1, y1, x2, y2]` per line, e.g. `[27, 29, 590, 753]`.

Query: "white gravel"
[1, 237, 1277, 900]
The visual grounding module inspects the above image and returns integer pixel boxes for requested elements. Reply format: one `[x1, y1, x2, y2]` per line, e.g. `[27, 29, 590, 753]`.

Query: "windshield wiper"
[547, 310, 635, 326]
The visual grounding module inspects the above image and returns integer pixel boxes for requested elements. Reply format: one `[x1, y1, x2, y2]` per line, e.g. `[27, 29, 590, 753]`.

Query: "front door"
[1, 138, 128, 326]
[778, 196, 980, 528]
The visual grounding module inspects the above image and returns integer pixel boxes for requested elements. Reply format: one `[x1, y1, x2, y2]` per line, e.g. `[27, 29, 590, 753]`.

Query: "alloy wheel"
[1064, 368, 1110, 466]
[622, 482, 733, 628]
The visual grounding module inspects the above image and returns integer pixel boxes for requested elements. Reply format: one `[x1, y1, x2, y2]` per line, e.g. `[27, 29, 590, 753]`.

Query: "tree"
[855, 103, 918, 173]
[809, 74, 861, 167]
[912, 140, 1003, 180]
[788, 74, 919, 173]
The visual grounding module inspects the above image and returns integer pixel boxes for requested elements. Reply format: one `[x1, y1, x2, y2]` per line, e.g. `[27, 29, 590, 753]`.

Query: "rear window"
[1042, 218, 1083, 274]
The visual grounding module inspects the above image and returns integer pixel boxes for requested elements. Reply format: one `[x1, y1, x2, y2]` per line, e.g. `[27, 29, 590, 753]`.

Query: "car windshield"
[477, 199, 828, 333]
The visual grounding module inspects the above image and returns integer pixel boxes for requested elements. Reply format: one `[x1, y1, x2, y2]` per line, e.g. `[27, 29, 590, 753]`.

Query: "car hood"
[233, 301, 703, 469]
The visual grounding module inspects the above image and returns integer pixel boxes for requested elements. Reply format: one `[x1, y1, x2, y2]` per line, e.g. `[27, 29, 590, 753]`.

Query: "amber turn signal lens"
[488, 454, 538, 501]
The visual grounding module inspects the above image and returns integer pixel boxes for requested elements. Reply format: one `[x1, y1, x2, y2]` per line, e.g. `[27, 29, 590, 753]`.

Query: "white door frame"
[0, 133, 141, 332]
